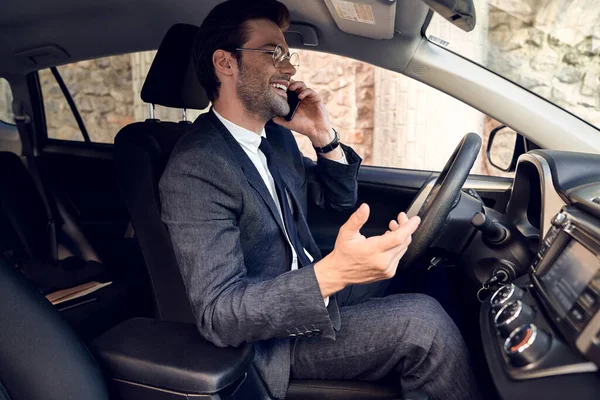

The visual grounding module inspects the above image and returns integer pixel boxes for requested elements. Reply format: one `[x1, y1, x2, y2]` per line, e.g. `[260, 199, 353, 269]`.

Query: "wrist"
[309, 127, 335, 148]
[313, 128, 341, 156]
[314, 253, 346, 298]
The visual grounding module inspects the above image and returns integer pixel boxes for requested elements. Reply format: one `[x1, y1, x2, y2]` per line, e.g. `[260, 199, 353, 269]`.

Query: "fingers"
[371, 215, 420, 252]
[288, 80, 319, 102]
[398, 212, 409, 225]
[288, 80, 306, 92]
[298, 88, 318, 101]
[388, 212, 408, 231]
[380, 237, 411, 279]
[389, 246, 409, 271]
[339, 203, 370, 239]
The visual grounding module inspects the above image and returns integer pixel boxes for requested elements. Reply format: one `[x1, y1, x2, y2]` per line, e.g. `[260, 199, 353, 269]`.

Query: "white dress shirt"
[214, 109, 345, 306]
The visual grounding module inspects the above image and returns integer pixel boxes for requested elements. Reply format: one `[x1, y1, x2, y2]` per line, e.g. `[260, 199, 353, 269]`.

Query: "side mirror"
[487, 125, 523, 172]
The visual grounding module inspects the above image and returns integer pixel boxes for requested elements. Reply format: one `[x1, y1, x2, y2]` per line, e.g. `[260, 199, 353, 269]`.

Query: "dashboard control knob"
[504, 323, 551, 367]
[490, 284, 524, 311]
[494, 300, 536, 337]
[551, 212, 567, 227]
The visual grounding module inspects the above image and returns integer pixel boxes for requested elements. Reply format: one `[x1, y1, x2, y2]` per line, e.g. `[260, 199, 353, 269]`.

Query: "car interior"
[1, 0, 600, 399]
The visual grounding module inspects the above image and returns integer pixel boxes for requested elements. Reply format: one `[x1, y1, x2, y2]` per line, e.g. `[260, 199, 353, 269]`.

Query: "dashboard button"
[494, 300, 536, 338]
[504, 324, 552, 367]
[569, 305, 588, 327]
[490, 284, 524, 311]
[580, 289, 597, 310]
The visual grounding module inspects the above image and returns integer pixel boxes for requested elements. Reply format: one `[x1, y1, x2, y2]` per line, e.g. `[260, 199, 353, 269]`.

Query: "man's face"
[235, 19, 296, 121]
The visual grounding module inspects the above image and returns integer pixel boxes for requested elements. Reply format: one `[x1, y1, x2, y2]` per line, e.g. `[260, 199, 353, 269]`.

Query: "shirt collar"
[213, 109, 266, 155]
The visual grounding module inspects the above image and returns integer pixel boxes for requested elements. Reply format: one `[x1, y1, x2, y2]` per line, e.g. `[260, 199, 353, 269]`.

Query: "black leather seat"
[0, 256, 109, 400]
[114, 23, 421, 400]
[0, 151, 131, 339]
[115, 120, 195, 323]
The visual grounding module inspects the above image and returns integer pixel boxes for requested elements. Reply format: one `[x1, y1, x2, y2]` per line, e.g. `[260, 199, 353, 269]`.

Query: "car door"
[32, 61, 139, 268]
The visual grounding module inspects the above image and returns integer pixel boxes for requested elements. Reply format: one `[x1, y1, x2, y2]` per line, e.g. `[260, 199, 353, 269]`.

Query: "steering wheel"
[398, 132, 482, 269]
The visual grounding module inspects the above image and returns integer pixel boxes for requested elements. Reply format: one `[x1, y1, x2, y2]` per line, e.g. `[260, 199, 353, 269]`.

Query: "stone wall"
[39, 55, 135, 143]
[0, 78, 13, 123]
[487, 0, 600, 128]
[292, 50, 375, 164]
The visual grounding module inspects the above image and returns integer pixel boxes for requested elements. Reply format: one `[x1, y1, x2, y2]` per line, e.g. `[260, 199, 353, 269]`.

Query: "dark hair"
[193, 0, 290, 101]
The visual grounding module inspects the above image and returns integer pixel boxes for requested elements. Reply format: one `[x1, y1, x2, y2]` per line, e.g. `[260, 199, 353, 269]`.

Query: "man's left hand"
[273, 80, 334, 147]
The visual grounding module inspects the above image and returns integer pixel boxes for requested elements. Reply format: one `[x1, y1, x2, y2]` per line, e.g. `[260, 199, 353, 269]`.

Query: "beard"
[236, 60, 290, 121]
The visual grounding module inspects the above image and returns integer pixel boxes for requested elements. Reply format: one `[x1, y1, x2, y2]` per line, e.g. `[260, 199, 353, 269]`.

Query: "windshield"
[426, 0, 600, 130]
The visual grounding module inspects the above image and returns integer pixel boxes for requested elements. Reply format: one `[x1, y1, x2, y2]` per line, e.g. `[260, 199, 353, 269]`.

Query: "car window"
[40, 52, 208, 144]
[293, 49, 514, 177]
[426, 0, 600, 132]
[0, 78, 14, 124]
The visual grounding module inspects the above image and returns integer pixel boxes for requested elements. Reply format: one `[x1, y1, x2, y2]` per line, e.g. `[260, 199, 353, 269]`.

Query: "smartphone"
[283, 90, 301, 121]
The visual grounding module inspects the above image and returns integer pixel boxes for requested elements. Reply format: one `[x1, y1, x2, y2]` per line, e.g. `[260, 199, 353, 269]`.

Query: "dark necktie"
[259, 137, 312, 267]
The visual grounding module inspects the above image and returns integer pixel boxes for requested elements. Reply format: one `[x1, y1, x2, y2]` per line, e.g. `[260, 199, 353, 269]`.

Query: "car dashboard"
[482, 150, 600, 399]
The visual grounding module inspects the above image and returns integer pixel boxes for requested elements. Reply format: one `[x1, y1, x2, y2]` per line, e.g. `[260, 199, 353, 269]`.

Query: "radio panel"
[483, 206, 600, 381]
[531, 208, 600, 366]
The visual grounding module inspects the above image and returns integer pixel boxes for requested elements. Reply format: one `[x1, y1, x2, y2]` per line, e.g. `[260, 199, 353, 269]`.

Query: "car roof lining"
[0, 0, 430, 75]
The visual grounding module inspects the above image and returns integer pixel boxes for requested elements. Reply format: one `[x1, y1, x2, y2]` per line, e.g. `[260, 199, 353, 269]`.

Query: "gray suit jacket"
[159, 110, 361, 398]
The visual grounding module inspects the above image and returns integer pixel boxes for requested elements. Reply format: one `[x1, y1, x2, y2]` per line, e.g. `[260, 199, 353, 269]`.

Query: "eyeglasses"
[235, 44, 300, 69]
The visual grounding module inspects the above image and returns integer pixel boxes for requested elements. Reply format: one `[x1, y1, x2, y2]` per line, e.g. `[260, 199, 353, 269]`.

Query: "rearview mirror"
[420, 0, 476, 32]
[487, 125, 520, 172]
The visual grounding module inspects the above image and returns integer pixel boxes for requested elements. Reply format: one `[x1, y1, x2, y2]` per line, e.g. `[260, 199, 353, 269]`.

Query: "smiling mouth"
[270, 83, 288, 98]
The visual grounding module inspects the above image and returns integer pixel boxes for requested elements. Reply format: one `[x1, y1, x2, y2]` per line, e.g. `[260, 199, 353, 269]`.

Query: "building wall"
[39, 55, 135, 143]
[292, 50, 375, 164]
[486, 0, 600, 128]
[0, 78, 12, 123]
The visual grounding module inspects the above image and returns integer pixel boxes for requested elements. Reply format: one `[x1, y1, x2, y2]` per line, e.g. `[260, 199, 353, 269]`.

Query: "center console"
[481, 206, 600, 400]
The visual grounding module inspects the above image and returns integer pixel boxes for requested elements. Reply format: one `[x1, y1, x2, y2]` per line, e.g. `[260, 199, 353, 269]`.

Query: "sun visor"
[324, 0, 397, 40]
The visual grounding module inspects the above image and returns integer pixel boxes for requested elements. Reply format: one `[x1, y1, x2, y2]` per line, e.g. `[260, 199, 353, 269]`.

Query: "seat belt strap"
[13, 101, 59, 261]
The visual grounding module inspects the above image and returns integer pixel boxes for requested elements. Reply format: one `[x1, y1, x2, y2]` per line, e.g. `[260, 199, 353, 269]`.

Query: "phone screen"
[284, 90, 301, 121]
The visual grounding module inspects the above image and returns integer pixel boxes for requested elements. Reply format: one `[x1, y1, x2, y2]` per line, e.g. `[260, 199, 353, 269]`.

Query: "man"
[159, 1, 479, 399]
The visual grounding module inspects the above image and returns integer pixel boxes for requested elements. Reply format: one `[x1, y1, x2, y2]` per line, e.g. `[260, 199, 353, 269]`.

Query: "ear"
[213, 50, 236, 77]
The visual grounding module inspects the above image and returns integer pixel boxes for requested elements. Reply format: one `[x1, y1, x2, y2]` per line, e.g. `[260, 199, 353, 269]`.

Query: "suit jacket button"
[312, 329, 321, 336]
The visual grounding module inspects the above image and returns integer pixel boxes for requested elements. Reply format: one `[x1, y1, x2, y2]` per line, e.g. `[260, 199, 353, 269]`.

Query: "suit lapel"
[204, 110, 287, 238]
[265, 127, 322, 263]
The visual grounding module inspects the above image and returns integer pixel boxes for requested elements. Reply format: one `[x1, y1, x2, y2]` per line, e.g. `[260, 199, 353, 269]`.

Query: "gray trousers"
[290, 283, 481, 400]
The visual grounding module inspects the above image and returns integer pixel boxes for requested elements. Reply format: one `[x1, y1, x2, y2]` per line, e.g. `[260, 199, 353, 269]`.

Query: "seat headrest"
[141, 23, 210, 110]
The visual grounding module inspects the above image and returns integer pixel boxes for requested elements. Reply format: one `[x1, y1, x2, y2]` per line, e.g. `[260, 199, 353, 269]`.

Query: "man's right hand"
[314, 203, 421, 298]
